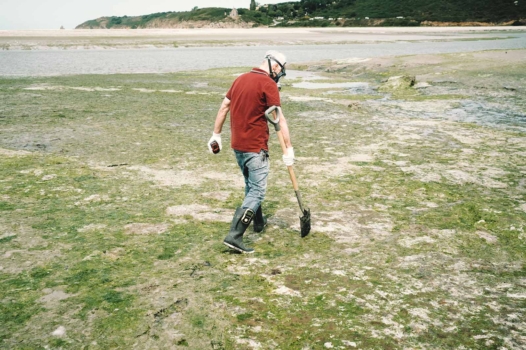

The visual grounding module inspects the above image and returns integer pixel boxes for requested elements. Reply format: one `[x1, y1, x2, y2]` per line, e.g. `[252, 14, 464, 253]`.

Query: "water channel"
[1, 32, 526, 76]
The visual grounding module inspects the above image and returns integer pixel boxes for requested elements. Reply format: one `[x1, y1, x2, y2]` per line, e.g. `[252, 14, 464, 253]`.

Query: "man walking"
[208, 50, 294, 253]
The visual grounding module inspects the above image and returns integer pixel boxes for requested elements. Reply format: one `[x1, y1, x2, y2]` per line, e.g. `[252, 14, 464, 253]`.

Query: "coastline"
[1, 26, 525, 51]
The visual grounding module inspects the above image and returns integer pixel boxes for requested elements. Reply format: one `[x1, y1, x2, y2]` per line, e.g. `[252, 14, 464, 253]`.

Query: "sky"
[0, 0, 290, 30]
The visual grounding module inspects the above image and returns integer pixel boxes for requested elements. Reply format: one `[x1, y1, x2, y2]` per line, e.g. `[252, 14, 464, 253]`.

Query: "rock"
[351, 66, 367, 75]
[379, 75, 416, 92]
[414, 82, 431, 89]
[52, 326, 66, 337]
[347, 101, 361, 109]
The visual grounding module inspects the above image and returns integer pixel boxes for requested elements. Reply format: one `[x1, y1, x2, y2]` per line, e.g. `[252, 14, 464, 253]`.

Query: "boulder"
[379, 75, 416, 92]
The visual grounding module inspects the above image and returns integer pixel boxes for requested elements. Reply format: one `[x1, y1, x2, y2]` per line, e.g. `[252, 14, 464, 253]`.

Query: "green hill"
[76, 0, 526, 29]
[75, 8, 245, 29]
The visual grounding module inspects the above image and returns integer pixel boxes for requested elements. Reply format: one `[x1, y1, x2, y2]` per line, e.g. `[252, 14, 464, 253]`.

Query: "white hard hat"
[265, 50, 287, 66]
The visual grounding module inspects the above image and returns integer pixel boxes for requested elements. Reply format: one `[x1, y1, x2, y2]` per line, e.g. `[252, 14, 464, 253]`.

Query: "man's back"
[227, 68, 281, 153]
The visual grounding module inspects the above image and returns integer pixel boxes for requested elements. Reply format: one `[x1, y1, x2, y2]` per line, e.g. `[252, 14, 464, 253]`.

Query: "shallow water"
[293, 81, 368, 89]
[1, 32, 526, 76]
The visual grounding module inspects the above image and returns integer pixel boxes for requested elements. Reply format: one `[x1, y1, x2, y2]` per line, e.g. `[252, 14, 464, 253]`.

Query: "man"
[208, 50, 294, 254]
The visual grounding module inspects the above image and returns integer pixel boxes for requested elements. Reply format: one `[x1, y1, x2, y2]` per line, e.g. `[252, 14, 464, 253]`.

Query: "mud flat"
[0, 48, 525, 348]
[1, 26, 525, 49]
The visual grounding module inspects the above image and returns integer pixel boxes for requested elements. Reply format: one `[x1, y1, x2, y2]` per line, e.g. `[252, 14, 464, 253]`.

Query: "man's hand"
[208, 132, 222, 154]
[282, 147, 295, 166]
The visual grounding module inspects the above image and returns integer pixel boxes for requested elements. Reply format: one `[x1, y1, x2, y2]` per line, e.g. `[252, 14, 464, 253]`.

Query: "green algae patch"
[1, 49, 526, 348]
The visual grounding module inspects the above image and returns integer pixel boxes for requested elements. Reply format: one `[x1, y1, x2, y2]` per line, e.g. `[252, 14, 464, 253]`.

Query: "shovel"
[265, 106, 311, 237]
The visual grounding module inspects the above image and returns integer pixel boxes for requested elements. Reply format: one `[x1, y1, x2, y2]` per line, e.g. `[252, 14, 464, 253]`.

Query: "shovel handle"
[265, 106, 281, 131]
[266, 106, 308, 215]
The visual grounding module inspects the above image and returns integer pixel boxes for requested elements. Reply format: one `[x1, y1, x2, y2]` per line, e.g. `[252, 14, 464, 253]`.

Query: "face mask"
[266, 56, 287, 86]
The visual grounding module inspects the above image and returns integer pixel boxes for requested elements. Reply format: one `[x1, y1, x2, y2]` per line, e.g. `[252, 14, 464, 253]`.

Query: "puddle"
[446, 100, 526, 130]
[286, 69, 328, 81]
[371, 99, 526, 132]
[293, 81, 369, 90]
[292, 80, 377, 95]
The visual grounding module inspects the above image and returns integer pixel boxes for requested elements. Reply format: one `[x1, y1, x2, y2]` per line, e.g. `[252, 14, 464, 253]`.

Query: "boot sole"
[223, 241, 254, 254]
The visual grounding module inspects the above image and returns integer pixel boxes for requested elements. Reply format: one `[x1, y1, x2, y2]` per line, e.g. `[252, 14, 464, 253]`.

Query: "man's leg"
[242, 151, 269, 233]
[239, 154, 267, 232]
[223, 207, 255, 253]
[253, 205, 267, 233]
[241, 150, 269, 211]
[224, 151, 269, 253]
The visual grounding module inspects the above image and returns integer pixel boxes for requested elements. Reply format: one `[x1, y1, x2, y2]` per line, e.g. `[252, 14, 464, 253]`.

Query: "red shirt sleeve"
[264, 81, 281, 107]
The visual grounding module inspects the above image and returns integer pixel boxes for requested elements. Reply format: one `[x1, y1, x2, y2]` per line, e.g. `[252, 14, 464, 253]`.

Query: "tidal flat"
[1, 49, 525, 349]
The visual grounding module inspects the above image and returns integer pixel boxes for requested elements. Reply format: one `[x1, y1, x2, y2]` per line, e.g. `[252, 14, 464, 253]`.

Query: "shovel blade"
[300, 208, 311, 237]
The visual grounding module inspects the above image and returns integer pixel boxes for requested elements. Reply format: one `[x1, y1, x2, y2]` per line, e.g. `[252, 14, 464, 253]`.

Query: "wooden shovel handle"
[273, 112, 299, 192]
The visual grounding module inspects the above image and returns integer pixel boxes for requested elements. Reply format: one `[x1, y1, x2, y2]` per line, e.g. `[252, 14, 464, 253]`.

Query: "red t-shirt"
[226, 68, 281, 153]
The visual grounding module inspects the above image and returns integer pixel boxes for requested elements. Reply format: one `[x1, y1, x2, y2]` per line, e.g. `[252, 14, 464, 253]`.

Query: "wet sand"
[1, 27, 525, 49]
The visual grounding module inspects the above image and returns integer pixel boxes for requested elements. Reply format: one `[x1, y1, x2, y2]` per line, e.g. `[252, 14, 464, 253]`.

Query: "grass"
[1, 50, 526, 348]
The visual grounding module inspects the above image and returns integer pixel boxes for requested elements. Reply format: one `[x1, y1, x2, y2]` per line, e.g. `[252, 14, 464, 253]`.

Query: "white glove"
[282, 147, 295, 166]
[208, 132, 222, 153]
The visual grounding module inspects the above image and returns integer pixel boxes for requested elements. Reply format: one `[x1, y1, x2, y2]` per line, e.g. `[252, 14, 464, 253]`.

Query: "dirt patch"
[1, 248, 64, 274]
[0, 147, 32, 157]
[77, 223, 108, 233]
[475, 230, 498, 244]
[129, 166, 202, 188]
[201, 191, 231, 202]
[38, 289, 74, 307]
[304, 157, 363, 177]
[273, 285, 302, 297]
[24, 84, 120, 92]
[166, 204, 232, 223]
[129, 166, 244, 189]
[124, 223, 170, 235]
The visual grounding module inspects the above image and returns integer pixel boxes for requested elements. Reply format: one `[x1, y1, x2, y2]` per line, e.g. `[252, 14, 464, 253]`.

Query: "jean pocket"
[247, 151, 266, 171]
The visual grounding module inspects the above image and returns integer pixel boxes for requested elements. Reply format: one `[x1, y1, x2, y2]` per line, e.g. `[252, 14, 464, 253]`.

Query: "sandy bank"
[1, 27, 525, 38]
[1, 27, 525, 51]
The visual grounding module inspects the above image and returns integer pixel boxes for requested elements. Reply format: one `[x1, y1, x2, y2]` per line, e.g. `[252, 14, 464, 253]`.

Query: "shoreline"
[1, 27, 525, 52]
[2, 26, 525, 37]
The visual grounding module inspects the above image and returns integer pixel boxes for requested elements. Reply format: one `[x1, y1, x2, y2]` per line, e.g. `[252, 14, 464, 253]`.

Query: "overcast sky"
[0, 0, 290, 30]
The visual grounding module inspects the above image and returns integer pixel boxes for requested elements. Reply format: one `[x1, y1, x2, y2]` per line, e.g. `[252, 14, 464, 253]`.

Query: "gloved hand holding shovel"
[265, 106, 311, 237]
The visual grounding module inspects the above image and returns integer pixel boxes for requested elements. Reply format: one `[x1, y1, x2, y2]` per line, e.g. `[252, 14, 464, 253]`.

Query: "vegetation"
[76, 0, 526, 29]
[76, 8, 239, 29]
[1, 48, 525, 348]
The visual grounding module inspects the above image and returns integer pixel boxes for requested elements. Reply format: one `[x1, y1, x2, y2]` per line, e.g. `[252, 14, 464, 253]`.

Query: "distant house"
[230, 8, 239, 19]
[396, 16, 404, 19]
[314, 16, 324, 20]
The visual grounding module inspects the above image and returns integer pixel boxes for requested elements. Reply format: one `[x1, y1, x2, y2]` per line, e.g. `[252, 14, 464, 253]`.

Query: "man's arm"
[208, 97, 231, 153]
[277, 108, 292, 148]
[213, 97, 231, 133]
[272, 108, 294, 166]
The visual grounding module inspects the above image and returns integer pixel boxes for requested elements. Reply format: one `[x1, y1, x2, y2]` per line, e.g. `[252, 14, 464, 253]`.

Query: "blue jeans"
[234, 149, 269, 213]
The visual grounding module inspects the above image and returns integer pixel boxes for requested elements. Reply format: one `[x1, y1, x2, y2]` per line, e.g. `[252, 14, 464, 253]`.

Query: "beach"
[1, 26, 525, 50]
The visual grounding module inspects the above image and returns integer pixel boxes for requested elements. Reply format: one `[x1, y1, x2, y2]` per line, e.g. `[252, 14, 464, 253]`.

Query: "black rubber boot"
[223, 208, 255, 253]
[253, 205, 267, 233]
